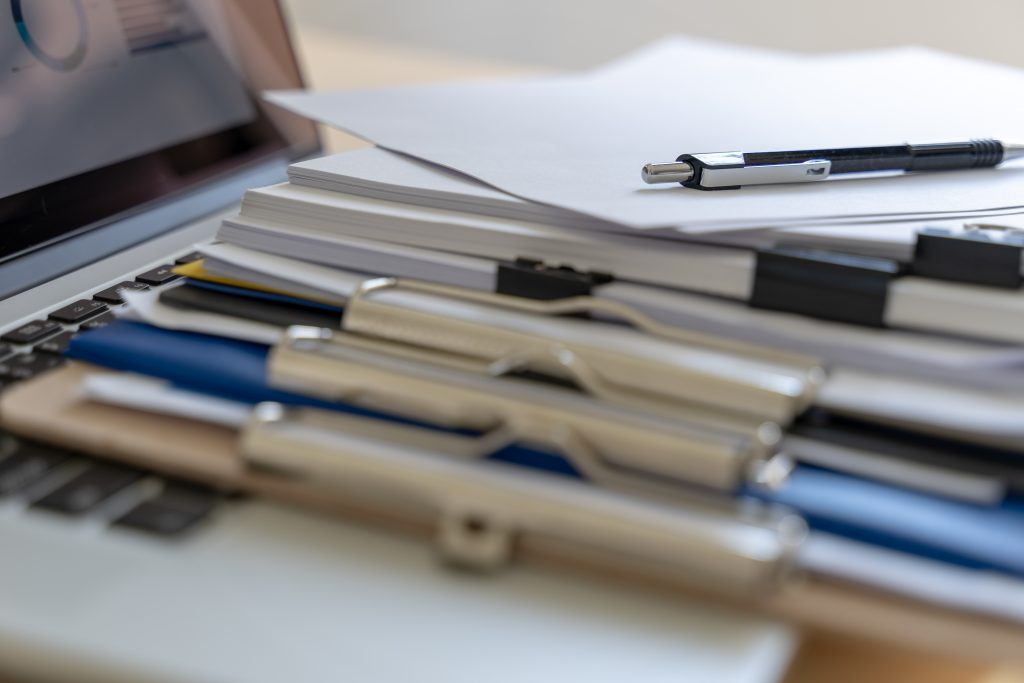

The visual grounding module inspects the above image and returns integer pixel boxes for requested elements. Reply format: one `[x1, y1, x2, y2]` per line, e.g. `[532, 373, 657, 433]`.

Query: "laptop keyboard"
[0, 255, 194, 387]
[0, 435, 223, 537]
[2, 319, 64, 345]
[0, 251, 223, 538]
[48, 299, 110, 324]
[93, 281, 151, 304]
[113, 481, 220, 535]
[33, 461, 147, 515]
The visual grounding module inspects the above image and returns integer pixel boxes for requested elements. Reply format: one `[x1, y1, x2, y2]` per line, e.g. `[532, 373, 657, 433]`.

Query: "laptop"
[0, 3, 795, 681]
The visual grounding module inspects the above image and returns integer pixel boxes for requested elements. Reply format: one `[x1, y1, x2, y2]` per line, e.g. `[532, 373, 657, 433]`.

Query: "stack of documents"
[5, 36, 1024, 660]
[268, 38, 1024, 235]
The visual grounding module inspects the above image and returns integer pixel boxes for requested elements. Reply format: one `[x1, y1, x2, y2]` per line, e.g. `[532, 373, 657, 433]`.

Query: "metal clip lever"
[342, 278, 826, 425]
[242, 403, 805, 590]
[272, 327, 785, 493]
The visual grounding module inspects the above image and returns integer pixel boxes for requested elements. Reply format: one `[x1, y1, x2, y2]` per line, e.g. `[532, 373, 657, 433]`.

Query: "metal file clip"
[338, 277, 826, 425]
[241, 403, 805, 591]
[348, 277, 819, 366]
[270, 327, 791, 494]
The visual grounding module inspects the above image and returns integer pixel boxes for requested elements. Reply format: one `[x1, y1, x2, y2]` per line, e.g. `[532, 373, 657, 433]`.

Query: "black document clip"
[750, 247, 904, 328]
[496, 258, 614, 300]
[912, 224, 1024, 289]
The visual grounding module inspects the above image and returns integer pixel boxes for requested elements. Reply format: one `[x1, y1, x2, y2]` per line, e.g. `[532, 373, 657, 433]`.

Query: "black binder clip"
[912, 225, 1024, 289]
[495, 258, 614, 301]
[750, 246, 904, 328]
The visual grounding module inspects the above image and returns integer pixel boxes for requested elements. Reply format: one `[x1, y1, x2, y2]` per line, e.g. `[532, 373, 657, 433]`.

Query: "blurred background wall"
[283, 0, 1024, 70]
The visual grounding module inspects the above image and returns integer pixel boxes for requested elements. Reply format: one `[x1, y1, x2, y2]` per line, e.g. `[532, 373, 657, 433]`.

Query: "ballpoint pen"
[641, 138, 1024, 190]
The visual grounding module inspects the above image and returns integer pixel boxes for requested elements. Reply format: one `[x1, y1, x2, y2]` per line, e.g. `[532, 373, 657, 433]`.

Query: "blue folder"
[67, 321, 578, 477]
[70, 321, 1024, 576]
[750, 466, 1024, 576]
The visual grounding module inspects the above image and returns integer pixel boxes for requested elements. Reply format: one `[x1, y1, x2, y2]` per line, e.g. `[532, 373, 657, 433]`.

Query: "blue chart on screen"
[12, 0, 89, 72]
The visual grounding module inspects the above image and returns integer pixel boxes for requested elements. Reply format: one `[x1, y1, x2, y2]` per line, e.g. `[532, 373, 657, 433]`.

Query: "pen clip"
[680, 152, 832, 190]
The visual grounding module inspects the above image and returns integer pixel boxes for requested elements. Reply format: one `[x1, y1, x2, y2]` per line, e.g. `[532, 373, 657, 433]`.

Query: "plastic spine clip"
[912, 225, 1024, 289]
[750, 246, 903, 327]
[496, 258, 614, 300]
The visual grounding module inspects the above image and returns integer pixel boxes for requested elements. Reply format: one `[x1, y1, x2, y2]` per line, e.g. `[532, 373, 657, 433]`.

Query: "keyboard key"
[174, 251, 202, 265]
[0, 353, 64, 381]
[49, 299, 108, 324]
[2, 320, 61, 345]
[114, 482, 219, 536]
[135, 265, 181, 286]
[0, 441, 71, 495]
[32, 462, 143, 515]
[78, 312, 116, 331]
[93, 280, 150, 304]
[34, 331, 76, 356]
[0, 343, 13, 359]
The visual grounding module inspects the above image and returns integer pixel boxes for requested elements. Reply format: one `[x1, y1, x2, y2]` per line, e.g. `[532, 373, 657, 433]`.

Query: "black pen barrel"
[744, 145, 910, 173]
[905, 139, 1003, 171]
[742, 139, 1004, 174]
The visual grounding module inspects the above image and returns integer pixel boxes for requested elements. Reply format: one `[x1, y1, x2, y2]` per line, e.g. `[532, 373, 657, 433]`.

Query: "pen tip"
[1002, 142, 1024, 163]
[641, 161, 694, 184]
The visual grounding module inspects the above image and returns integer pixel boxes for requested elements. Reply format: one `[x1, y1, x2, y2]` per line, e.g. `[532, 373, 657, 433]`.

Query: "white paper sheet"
[818, 369, 1024, 450]
[119, 289, 283, 345]
[228, 180, 1024, 345]
[267, 38, 1024, 234]
[600, 281, 1024, 392]
[800, 533, 1024, 623]
[290, 148, 615, 232]
[214, 208, 1024, 389]
[81, 373, 251, 428]
[230, 183, 755, 298]
[197, 241, 365, 301]
[291, 147, 1024, 256]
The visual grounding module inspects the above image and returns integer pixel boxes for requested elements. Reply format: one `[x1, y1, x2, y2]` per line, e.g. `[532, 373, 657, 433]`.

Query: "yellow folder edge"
[173, 261, 342, 307]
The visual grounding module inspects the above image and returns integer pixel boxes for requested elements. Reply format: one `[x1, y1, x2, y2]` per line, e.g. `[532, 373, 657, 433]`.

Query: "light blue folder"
[750, 466, 1024, 576]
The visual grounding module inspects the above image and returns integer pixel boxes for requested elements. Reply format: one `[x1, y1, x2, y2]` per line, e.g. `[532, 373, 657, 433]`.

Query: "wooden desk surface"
[289, 26, 1024, 683]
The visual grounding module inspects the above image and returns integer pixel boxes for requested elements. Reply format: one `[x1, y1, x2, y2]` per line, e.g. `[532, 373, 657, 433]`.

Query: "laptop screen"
[0, 0, 318, 264]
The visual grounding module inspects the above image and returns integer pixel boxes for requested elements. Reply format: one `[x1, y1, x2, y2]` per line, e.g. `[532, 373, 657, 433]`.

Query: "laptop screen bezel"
[0, 0, 320, 267]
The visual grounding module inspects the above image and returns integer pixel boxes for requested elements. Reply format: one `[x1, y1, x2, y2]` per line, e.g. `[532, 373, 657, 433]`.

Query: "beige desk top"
[281, 25, 1024, 683]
